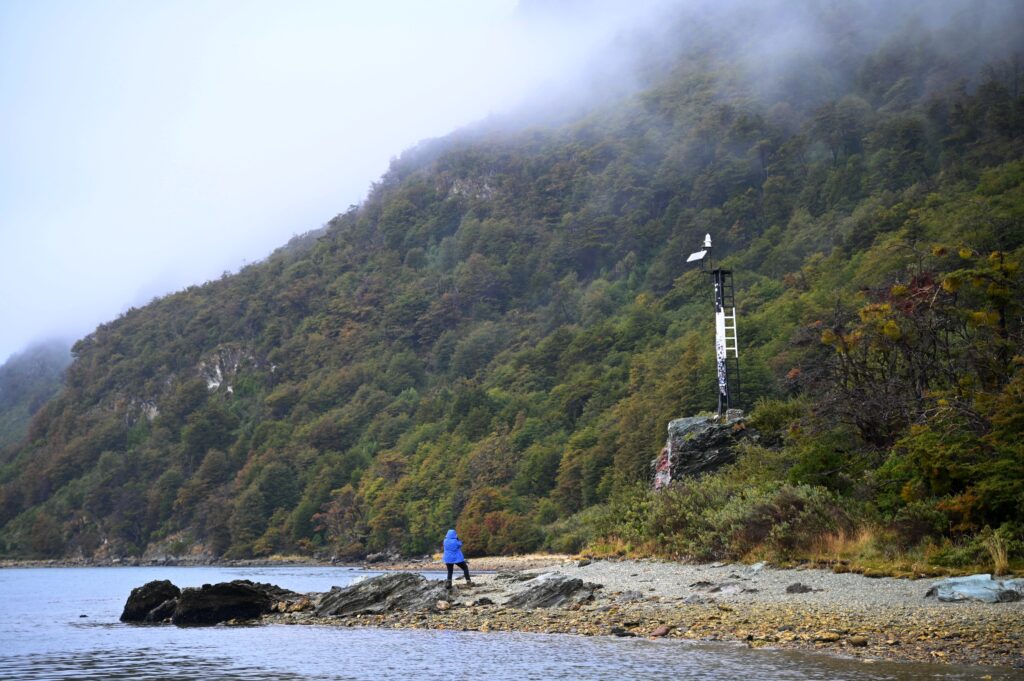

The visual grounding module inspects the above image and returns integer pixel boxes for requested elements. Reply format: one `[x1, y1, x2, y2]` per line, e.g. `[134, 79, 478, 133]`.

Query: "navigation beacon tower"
[687, 234, 740, 415]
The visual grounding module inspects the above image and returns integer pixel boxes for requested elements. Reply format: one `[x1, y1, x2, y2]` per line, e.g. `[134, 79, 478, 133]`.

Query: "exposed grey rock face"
[170, 580, 297, 625]
[504, 572, 601, 609]
[314, 573, 448, 617]
[120, 580, 181, 622]
[924, 574, 1022, 603]
[652, 414, 757, 486]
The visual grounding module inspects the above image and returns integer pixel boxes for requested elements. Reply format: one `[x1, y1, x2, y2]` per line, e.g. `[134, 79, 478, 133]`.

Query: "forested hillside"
[2, 1, 1022, 569]
[0, 341, 70, 453]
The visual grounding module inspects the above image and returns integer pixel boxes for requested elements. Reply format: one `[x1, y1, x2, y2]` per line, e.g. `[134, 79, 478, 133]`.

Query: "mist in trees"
[0, 0, 1022, 566]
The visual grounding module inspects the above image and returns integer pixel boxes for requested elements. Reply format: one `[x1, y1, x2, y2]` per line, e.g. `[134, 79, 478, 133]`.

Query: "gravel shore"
[282, 557, 1024, 670]
[12, 553, 1023, 668]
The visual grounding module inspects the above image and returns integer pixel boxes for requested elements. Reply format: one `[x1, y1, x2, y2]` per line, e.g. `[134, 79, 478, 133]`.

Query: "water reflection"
[1, 647, 302, 681]
[3, 629, 1017, 681]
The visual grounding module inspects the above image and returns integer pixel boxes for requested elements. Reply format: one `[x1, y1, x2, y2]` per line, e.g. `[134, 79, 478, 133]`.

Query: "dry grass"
[809, 527, 878, 562]
[585, 536, 634, 558]
[265, 553, 320, 563]
[805, 528, 940, 576]
[586, 525, 1021, 578]
[982, 529, 1010, 576]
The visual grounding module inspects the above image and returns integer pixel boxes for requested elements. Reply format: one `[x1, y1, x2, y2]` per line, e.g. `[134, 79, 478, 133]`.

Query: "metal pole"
[688, 234, 739, 417]
[713, 270, 730, 414]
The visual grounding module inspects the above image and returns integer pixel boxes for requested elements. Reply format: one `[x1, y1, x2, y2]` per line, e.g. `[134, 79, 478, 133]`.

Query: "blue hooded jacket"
[442, 529, 465, 564]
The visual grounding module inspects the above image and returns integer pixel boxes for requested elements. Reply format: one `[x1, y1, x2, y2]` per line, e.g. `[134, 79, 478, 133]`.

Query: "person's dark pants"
[446, 561, 470, 585]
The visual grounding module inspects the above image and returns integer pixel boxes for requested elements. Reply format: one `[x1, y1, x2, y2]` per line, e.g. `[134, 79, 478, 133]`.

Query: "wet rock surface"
[121, 579, 305, 626]
[314, 573, 449, 617]
[120, 580, 181, 622]
[172, 580, 298, 625]
[503, 573, 601, 609]
[146, 598, 178, 622]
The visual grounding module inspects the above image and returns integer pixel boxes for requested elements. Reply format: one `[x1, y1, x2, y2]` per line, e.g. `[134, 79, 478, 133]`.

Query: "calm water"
[0, 567, 1018, 680]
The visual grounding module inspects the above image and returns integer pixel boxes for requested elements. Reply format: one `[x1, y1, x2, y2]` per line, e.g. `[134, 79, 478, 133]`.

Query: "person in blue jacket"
[442, 528, 472, 589]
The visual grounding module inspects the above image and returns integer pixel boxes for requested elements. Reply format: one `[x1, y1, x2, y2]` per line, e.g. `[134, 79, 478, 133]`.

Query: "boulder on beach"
[314, 572, 449, 617]
[171, 580, 298, 626]
[924, 574, 1022, 603]
[504, 572, 601, 609]
[785, 582, 816, 594]
[120, 580, 181, 623]
[652, 414, 757, 488]
[495, 571, 538, 583]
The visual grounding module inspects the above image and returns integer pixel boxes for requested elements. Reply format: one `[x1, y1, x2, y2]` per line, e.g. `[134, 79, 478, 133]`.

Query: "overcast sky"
[0, 0, 672, 364]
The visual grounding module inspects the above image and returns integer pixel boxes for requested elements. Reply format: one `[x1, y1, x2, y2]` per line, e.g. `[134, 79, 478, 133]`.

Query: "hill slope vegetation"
[1, 1, 1022, 568]
[0, 341, 70, 454]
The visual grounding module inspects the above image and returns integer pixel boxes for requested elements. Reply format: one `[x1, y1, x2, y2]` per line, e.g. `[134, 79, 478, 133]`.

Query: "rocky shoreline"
[0, 556, 336, 569]
[116, 557, 1024, 670]
[0, 552, 566, 572]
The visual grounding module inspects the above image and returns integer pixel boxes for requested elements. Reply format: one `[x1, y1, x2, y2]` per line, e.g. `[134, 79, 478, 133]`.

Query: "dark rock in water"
[315, 573, 448, 617]
[785, 582, 816, 594]
[122, 579, 307, 626]
[249, 581, 304, 603]
[652, 415, 757, 486]
[171, 580, 293, 626]
[148, 598, 178, 622]
[609, 626, 636, 637]
[504, 573, 601, 609]
[120, 580, 182, 623]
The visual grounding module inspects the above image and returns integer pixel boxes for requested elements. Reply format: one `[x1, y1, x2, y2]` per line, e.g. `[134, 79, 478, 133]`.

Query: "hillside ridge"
[1, 2, 1022, 570]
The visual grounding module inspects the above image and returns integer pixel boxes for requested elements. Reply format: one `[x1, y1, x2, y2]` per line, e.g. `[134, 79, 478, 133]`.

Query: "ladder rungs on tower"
[723, 309, 738, 356]
[687, 235, 741, 415]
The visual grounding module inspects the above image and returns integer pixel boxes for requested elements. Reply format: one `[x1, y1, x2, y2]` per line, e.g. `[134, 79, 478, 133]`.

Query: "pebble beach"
[281, 557, 1024, 670]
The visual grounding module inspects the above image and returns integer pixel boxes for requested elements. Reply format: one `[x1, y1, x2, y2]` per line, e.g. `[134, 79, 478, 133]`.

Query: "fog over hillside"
[0, 0, 673, 364]
[6, 0, 1018, 365]
[0, 0, 1020, 564]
